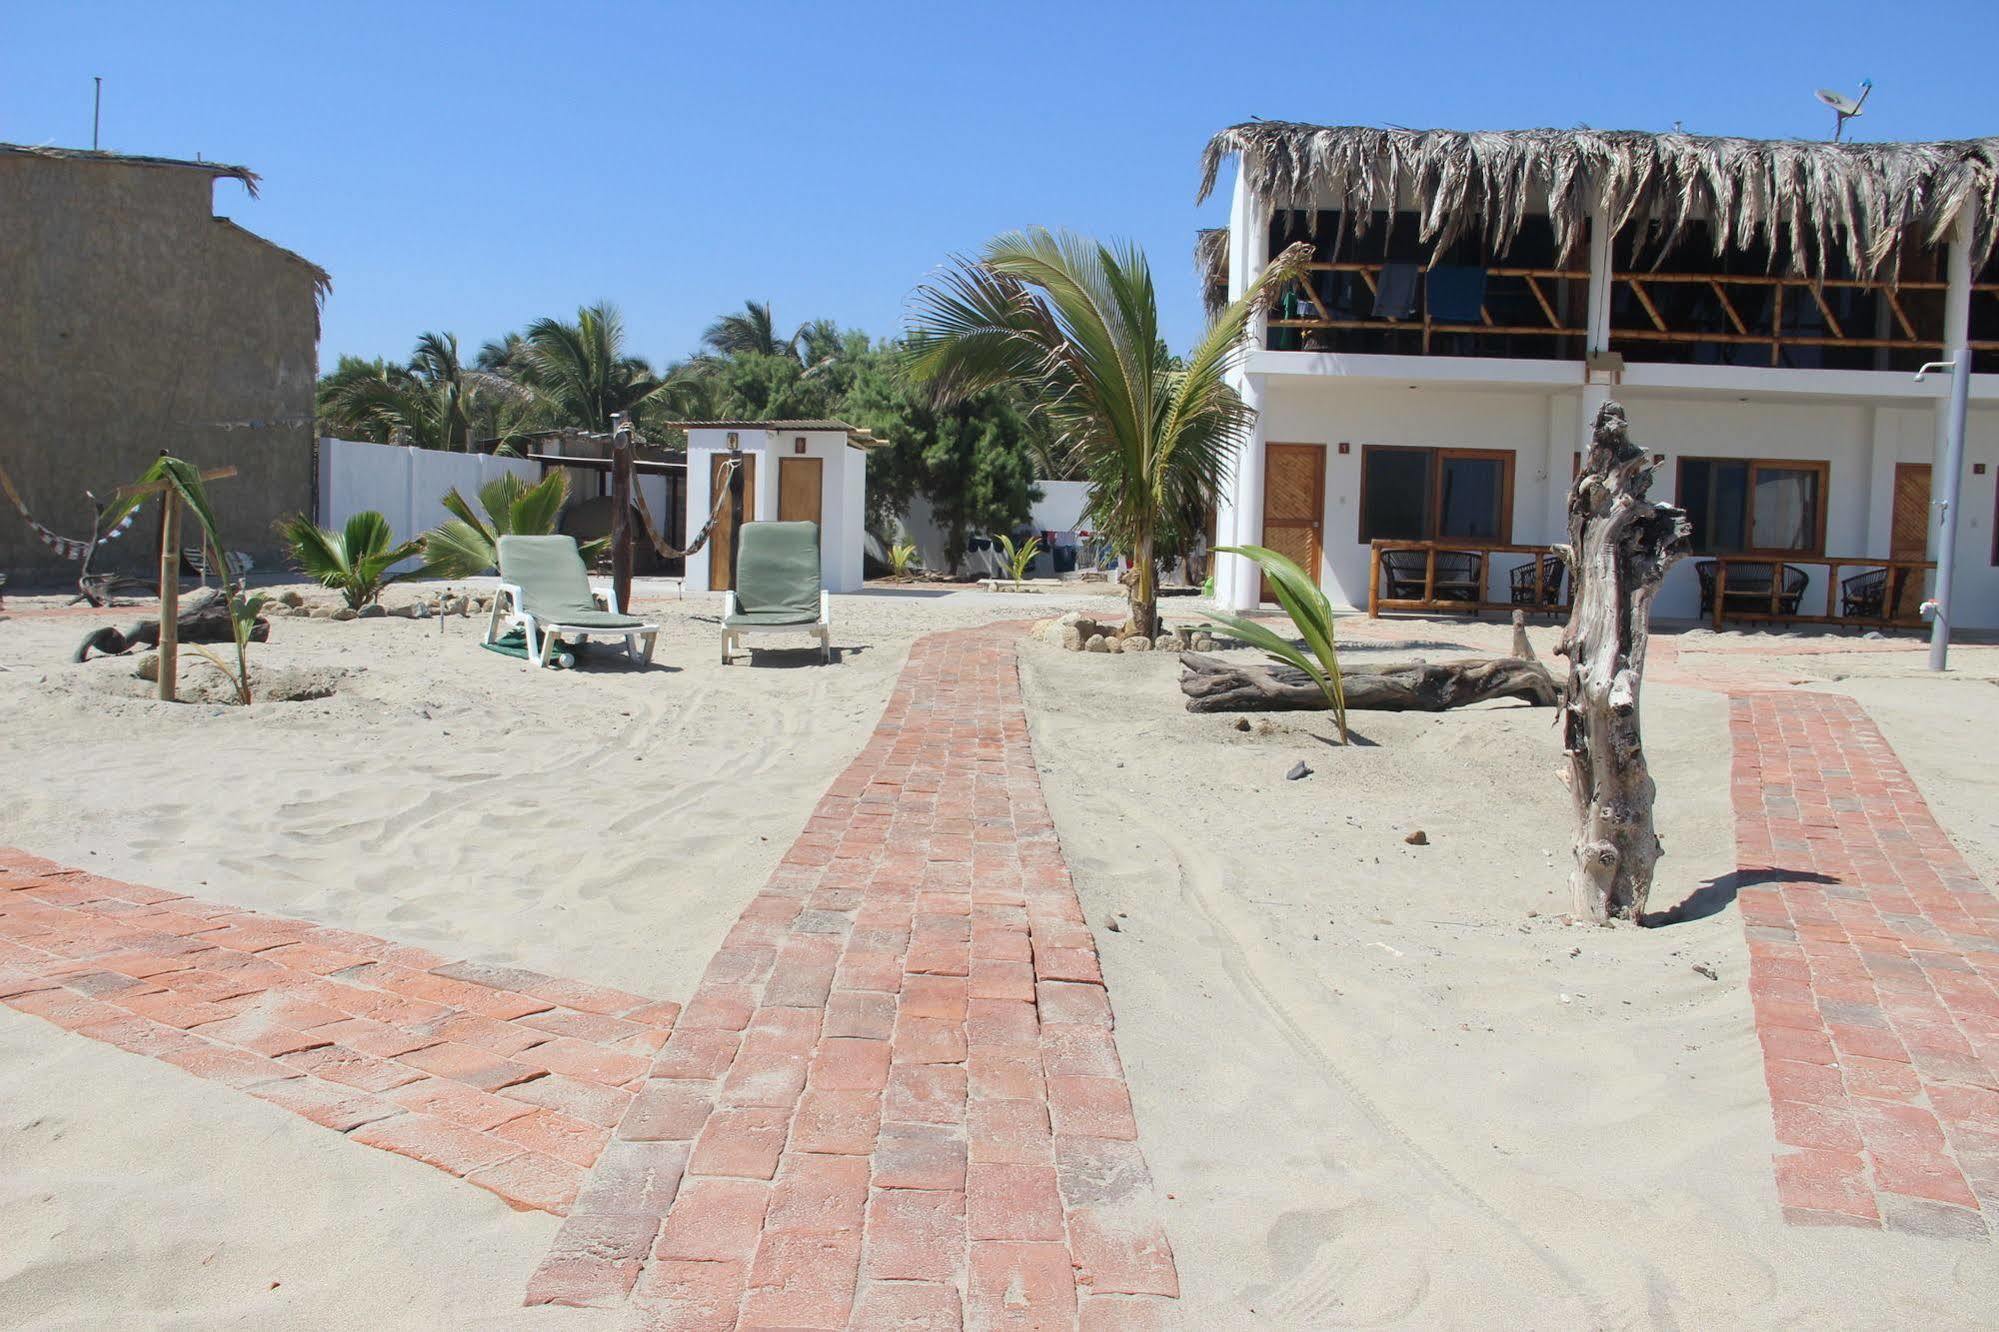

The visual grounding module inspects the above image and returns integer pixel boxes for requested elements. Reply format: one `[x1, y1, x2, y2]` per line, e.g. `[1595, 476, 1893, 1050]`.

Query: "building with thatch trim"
[1200, 122, 1999, 628]
[0, 144, 326, 582]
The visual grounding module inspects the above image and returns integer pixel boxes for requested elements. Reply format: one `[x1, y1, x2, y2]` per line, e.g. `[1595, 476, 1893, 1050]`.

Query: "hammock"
[630, 456, 740, 561]
[0, 461, 138, 561]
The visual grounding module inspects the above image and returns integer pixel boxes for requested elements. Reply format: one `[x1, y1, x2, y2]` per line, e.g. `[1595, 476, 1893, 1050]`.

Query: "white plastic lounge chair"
[722, 521, 831, 664]
[489, 534, 658, 669]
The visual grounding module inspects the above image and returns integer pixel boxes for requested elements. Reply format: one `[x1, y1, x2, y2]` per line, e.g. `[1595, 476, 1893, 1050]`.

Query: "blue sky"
[8, 2, 1997, 368]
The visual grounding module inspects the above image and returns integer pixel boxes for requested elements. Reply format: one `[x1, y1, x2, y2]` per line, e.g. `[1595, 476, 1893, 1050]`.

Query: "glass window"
[1439, 456, 1506, 539]
[1360, 449, 1431, 541]
[1677, 457, 1823, 554]
[1361, 448, 1512, 542]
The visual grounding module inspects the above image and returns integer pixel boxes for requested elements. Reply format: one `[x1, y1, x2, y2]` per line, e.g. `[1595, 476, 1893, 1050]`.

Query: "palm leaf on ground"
[1207, 544, 1348, 743]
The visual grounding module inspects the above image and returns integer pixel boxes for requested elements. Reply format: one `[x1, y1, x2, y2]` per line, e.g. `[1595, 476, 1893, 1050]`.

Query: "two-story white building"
[1201, 123, 1999, 629]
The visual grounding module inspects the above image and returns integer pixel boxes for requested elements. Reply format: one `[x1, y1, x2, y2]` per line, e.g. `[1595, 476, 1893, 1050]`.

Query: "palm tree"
[513, 302, 664, 431]
[317, 333, 517, 451]
[419, 471, 596, 578]
[904, 228, 1307, 637]
[702, 300, 797, 361]
[280, 510, 425, 609]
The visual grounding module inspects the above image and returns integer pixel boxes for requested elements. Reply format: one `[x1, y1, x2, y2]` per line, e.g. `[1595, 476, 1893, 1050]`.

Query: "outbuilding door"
[709, 454, 758, 591]
[1259, 443, 1325, 603]
[1891, 462, 1931, 617]
[779, 456, 824, 524]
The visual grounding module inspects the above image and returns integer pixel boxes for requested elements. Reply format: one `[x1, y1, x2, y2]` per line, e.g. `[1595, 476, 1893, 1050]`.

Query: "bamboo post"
[156, 491, 180, 702]
[1825, 562, 1839, 621]
[610, 413, 633, 615]
[1423, 546, 1437, 604]
[1713, 560, 1727, 630]
[1367, 544, 1382, 617]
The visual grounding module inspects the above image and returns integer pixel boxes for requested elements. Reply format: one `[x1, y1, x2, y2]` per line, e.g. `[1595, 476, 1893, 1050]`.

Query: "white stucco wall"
[317, 437, 540, 572]
[683, 428, 868, 593]
[1239, 383, 1999, 628]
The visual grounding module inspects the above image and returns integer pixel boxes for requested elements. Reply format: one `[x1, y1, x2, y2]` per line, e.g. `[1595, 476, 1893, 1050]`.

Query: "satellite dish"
[1815, 80, 1873, 140]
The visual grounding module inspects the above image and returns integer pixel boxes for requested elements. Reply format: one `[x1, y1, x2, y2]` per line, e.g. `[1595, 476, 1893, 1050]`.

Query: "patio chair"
[1380, 549, 1484, 604]
[488, 534, 658, 670]
[1696, 560, 1809, 618]
[1840, 566, 1912, 620]
[1508, 554, 1566, 608]
[722, 521, 831, 665]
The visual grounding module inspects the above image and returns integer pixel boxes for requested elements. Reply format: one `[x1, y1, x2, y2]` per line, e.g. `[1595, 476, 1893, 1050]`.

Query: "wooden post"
[1712, 560, 1727, 630]
[610, 413, 633, 615]
[1422, 545, 1437, 605]
[727, 434, 746, 591]
[1367, 543, 1382, 617]
[156, 491, 180, 702]
[1557, 401, 1691, 924]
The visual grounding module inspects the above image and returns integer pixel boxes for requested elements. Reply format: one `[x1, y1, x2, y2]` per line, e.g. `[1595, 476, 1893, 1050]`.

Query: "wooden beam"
[1882, 287, 1918, 339]
[156, 492, 180, 702]
[1708, 280, 1748, 334]
[1625, 278, 1669, 332]
[1808, 284, 1846, 339]
[1525, 275, 1559, 328]
[112, 465, 238, 502]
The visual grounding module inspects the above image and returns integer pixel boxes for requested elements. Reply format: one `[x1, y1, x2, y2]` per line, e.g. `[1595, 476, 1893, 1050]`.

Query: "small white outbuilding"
[670, 420, 884, 594]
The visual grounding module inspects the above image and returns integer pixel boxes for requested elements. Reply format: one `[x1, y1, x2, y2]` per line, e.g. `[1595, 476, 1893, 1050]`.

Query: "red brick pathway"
[1730, 691, 1999, 1239]
[527, 622, 1180, 1329]
[0, 849, 680, 1216]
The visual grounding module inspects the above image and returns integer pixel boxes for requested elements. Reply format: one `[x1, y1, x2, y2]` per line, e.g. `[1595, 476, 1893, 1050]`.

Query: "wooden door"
[778, 456, 824, 524]
[1890, 462, 1931, 617]
[1259, 444, 1325, 603]
[709, 453, 757, 591]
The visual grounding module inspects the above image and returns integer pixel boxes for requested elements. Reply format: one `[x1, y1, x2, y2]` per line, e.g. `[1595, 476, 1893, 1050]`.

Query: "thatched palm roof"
[0, 143, 261, 196]
[1198, 122, 1999, 284]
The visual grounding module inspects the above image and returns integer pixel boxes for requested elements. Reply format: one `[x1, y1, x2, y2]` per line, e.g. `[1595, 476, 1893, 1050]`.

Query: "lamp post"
[1915, 356, 1971, 671]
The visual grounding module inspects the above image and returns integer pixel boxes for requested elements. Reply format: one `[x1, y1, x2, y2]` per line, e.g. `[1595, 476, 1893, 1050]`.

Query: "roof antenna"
[1814, 79, 1872, 141]
[91, 76, 102, 149]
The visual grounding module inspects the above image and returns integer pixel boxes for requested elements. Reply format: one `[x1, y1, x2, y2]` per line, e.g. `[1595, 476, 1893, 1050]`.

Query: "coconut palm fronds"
[1197, 123, 1999, 282]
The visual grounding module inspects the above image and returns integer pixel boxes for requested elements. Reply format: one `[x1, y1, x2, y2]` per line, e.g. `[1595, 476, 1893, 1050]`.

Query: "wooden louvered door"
[1259, 444, 1325, 604]
[1890, 463, 1931, 617]
[709, 453, 757, 591]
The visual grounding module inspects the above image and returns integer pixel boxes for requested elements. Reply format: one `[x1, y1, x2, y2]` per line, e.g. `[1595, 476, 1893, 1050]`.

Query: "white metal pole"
[1926, 355, 1971, 671]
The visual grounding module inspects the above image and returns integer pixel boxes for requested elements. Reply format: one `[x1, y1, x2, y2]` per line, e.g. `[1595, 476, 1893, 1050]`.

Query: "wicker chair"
[1840, 566, 1912, 620]
[1695, 560, 1809, 617]
[1381, 549, 1484, 604]
[1508, 554, 1565, 608]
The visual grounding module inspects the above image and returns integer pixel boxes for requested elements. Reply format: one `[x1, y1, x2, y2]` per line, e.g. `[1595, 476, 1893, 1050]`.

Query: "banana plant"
[280, 511, 425, 609]
[994, 532, 1042, 585]
[114, 456, 268, 705]
[1207, 544, 1348, 743]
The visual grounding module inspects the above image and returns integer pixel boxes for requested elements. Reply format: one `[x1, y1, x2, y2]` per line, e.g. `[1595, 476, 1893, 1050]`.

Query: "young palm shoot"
[888, 540, 920, 577]
[280, 510, 425, 609]
[113, 456, 268, 706]
[994, 532, 1042, 587]
[1207, 544, 1348, 743]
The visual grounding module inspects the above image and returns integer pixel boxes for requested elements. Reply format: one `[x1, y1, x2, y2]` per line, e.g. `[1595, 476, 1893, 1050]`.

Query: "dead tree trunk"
[1556, 401, 1690, 924]
[74, 589, 267, 662]
[1180, 643, 1557, 713]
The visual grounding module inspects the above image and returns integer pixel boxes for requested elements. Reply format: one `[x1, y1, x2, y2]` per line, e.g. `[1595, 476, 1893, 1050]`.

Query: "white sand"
[1019, 619, 1999, 1328]
[3, 588, 1997, 1326]
[0, 580, 1115, 1328]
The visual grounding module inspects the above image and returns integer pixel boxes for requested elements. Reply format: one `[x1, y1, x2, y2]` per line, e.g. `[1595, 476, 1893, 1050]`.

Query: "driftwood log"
[1179, 615, 1559, 713]
[74, 589, 268, 662]
[1556, 400, 1691, 924]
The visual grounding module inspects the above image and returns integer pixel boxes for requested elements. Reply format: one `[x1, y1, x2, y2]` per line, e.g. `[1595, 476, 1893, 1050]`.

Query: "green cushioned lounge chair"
[722, 521, 831, 664]
[489, 534, 658, 670]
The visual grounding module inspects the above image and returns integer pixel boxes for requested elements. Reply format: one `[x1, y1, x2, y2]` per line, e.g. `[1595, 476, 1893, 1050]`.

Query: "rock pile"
[1029, 611, 1223, 655]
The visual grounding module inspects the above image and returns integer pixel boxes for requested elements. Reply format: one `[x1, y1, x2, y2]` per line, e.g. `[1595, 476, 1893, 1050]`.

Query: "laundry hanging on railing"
[1425, 266, 1489, 323]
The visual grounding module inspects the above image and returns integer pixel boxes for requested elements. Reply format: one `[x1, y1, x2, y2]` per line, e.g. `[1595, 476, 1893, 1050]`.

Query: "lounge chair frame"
[486, 579, 658, 670]
[721, 588, 832, 665]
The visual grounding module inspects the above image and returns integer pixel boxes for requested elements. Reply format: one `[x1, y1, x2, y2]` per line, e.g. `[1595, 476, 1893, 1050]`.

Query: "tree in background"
[511, 302, 665, 432]
[317, 333, 520, 450]
[905, 229, 1305, 634]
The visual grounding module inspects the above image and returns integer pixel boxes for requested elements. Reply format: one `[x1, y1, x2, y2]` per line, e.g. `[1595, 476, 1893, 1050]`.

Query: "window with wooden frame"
[1358, 446, 1515, 543]
[1676, 457, 1828, 556]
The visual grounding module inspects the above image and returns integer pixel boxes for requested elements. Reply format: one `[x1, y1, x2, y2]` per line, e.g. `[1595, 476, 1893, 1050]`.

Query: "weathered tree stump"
[1180, 618, 1558, 713]
[74, 589, 268, 662]
[1556, 401, 1691, 924]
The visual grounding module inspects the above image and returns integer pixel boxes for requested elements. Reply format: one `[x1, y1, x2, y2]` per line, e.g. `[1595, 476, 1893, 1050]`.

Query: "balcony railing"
[1268, 261, 1999, 364]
